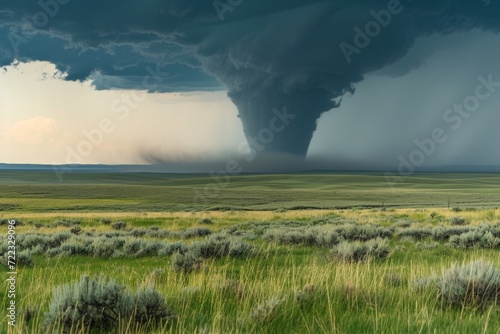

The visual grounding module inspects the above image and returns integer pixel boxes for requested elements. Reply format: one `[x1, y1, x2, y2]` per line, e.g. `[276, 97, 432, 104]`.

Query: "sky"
[1, 1, 500, 171]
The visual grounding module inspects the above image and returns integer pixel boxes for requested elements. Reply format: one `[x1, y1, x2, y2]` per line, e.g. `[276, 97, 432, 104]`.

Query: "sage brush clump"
[393, 219, 413, 228]
[43, 276, 174, 332]
[333, 238, 390, 262]
[10, 250, 34, 267]
[91, 237, 123, 258]
[171, 251, 203, 273]
[55, 219, 81, 227]
[123, 239, 150, 256]
[396, 227, 433, 241]
[58, 238, 93, 256]
[121, 286, 175, 325]
[171, 235, 253, 273]
[112, 221, 127, 230]
[179, 228, 212, 239]
[199, 218, 213, 225]
[70, 226, 82, 235]
[158, 242, 189, 256]
[129, 228, 148, 237]
[449, 225, 500, 249]
[431, 226, 474, 241]
[190, 235, 253, 259]
[428, 261, 500, 307]
[228, 241, 255, 257]
[333, 224, 394, 241]
[263, 228, 318, 246]
[263, 223, 392, 247]
[16, 232, 72, 253]
[450, 216, 467, 226]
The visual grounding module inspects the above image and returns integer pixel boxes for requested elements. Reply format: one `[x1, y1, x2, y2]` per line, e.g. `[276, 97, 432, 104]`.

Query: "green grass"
[2, 211, 500, 333]
[1, 172, 500, 333]
[1, 172, 500, 212]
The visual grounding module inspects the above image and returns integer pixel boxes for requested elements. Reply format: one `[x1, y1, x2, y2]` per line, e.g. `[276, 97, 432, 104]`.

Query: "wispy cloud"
[3, 116, 60, 145]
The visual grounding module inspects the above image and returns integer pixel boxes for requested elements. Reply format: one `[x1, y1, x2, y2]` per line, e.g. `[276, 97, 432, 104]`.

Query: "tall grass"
[1, 210, 500, 333]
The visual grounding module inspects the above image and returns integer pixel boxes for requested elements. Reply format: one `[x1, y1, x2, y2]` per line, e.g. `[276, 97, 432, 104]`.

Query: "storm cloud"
[1, 0, 499, 157]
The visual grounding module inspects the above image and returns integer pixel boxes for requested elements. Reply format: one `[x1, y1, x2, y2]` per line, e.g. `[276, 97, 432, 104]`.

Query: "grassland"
[1, 171, 500, 212]
[1, 172, 500, 333]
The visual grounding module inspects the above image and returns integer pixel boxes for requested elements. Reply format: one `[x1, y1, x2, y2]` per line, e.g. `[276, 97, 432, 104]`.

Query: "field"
[1, 172, 500, 333]
[2, 171, 500, 212]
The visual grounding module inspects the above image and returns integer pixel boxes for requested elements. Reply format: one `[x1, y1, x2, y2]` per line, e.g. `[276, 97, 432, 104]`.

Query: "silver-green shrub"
[263, 228, 317, 246]
[129, 228, 148, 237]
[334, 224, 393, 241]
[70, 226, 82, 235]
[435, 261, 500, 307]
[147, 229, 174, 238]
[449, 227, 500, 249]
[171, 235, 253, 272]
[123, 239, 148, 256]
[158, 242, 189, 256]
[91, 237, 120, 258]
[44, 275, 125, 331]
[171, 251, 203, 273]
[43, 276, 174, 332]
[333, 238, 390, 262]
[121, 286, 176, 325]
[450, 216, 468, 226]
[393, 219, 413, 228]
[58, 238, 93, 256]
[111, 221, 127, 230]
[179, 228, 212, 239]
[396, 227, 433, 240]
[431, 226, 473, 241]
[2, 250, 34, 267]
[190, 235, 231, 259]
[228, 241, 254, 257]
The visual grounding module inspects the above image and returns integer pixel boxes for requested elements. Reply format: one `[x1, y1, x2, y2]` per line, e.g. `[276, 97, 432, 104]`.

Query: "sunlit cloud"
[3, 116, 60, 145]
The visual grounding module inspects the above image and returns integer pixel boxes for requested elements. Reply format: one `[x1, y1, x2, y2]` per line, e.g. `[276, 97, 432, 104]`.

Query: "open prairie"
[1, 172, 500, 333]
[2, 171, 500, 212]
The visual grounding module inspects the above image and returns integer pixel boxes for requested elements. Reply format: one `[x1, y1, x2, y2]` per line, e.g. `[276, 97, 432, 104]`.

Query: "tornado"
[229, 87, 341, 156]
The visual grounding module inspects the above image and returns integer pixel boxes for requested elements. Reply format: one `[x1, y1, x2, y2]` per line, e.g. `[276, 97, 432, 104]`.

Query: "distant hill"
[0, 164, 123, 172]
[0, 163, 499, 174]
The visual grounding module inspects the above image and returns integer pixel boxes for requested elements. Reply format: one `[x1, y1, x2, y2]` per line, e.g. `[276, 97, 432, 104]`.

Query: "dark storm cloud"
[1, 0, 499, 156]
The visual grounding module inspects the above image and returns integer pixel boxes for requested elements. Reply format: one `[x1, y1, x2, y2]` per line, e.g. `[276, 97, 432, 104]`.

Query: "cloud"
[4, 116, 60, 145]
[1, 1, 500, 157]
